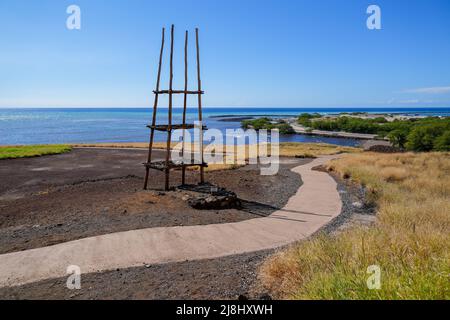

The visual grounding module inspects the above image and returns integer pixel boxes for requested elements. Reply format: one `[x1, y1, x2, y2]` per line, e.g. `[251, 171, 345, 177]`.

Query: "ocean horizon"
[1, 107, 450, 146]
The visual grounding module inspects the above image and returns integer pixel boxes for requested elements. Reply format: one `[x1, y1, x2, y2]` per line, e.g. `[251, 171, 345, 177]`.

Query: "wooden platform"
[144, 160, 208, 171]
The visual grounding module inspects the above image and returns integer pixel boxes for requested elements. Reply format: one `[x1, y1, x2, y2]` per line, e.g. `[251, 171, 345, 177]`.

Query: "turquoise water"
[1, 107, 449, 146]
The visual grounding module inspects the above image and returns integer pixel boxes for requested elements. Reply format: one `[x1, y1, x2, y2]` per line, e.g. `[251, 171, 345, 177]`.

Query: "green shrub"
[276, 123, 296, 134]
[241, 118, 295, 134]
[433, 130, 450, 151]
[304, 115, 450, 153]
[406, 123, 448, 152]
[241, 117, 272, 130]
[372, 117, 388, 123]
[297, 113, 322, 127]
[311, 117, 379, 134]
[387, 129, 409, 148]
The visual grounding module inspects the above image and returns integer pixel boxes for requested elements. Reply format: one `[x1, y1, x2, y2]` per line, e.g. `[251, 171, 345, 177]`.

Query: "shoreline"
[2, 109, 447, 147]
[288, 122, 384, 141]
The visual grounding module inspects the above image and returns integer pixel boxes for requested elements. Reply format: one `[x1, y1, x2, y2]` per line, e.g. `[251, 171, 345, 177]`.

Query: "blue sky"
[1, 0, 450, 108]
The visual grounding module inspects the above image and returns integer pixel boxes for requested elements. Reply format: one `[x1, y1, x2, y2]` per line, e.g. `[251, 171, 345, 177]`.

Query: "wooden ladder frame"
[143, 25, 206, 191]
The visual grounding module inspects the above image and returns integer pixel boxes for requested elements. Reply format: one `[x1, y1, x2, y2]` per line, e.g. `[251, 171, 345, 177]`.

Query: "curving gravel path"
[0, 155, 342, 288]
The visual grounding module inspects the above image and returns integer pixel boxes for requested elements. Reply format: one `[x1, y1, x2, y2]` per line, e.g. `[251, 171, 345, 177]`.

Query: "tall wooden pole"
[181, 30, 188, 185]
[164, 24, 175, 191]
[195, 28, 205, 184]
[144, 27, 165, 190]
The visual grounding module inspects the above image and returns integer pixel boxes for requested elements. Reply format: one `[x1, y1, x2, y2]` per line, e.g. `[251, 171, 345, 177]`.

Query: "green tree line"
[297, 114, 450, 151]
[241, 117, 295, 134]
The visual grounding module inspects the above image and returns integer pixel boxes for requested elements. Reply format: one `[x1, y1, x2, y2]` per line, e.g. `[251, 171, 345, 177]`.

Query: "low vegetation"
[298, 115, 450, 152]
[241, 117, 295, 134]
[0, 145, 72, 160]
[277, 143, 359, 157]
[297, 113, 322, 127]
[260, 152, 450, 299]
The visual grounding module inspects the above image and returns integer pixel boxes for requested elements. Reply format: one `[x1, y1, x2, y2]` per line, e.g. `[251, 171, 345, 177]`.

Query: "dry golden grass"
[277, 143, 360, 157]
[260, 152, 450, 299]
[380, 167, 409, 182]
[186, 163, 244, 172]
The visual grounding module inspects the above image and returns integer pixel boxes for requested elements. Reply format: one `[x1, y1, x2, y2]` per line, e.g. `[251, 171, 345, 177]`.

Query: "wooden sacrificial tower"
[143, 25, 207, 191]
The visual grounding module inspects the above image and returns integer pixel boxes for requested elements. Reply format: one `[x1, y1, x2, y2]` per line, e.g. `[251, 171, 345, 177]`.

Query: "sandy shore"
[288, 121, 381, 140]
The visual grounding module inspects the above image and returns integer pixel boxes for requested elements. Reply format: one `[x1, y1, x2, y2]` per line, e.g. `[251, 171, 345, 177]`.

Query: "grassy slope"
[0, 145, 72, 160]
[260, 152, 450, 299]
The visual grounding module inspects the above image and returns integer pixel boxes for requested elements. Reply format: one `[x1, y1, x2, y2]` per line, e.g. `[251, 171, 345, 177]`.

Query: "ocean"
[1, 107, 449, 147]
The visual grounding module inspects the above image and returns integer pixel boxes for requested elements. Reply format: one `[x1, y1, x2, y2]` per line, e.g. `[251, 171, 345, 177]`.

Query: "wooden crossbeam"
[152, 90, 204, 95]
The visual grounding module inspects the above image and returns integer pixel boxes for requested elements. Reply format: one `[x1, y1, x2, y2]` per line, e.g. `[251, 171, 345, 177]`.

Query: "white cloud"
[385, 98, 449, 105]
[402, 86, 450, 94]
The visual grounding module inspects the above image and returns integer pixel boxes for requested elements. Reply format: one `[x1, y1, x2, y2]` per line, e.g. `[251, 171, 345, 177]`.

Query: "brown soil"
[0, 149, 307, 255]
[0, 250, 273, 300]
[0, 172, 371, 301]
[0, 148, 315, 299]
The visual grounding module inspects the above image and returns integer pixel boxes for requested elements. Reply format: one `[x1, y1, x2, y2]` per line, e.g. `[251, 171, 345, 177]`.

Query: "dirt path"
[0, 155, 341, 288]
